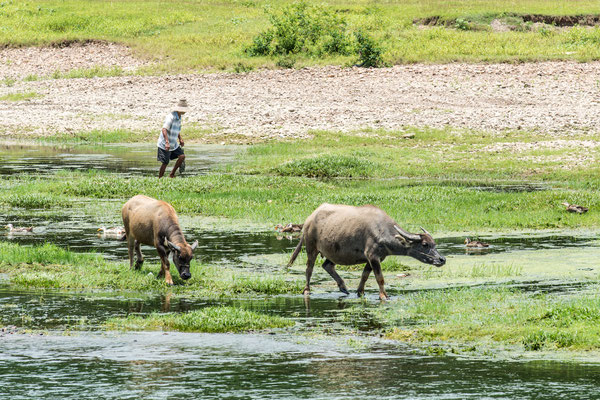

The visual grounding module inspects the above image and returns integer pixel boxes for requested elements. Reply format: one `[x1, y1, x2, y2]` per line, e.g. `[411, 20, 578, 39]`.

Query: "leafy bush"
[275, 56, 296, 68]
[354, 31, 385, 67]
[274, 154, 377, 178]
[454, 18, 471, 31]
[233, 62, 255, 73]
[246, 2, 354, 59]
[247, 2, 351, 56]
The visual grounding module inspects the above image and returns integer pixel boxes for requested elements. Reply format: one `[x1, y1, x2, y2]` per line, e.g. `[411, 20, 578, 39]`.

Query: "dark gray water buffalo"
[287, 203, 446, 300]
[122, 195, 198, 285]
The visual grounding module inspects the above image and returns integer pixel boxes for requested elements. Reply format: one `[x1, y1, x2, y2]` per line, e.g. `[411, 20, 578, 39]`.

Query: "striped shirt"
[157, 111, 182, 151]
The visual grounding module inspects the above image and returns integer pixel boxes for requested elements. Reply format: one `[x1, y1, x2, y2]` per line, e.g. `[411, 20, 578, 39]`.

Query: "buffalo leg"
[321, 259, 349, 295]
[156, 244, 174, 285]
[134, 240, 144, 270]
[356, 263, 372, 297]
[303, 249, 318, 295]
[370, 259, 389, 300]
[127, 236, 135, 269]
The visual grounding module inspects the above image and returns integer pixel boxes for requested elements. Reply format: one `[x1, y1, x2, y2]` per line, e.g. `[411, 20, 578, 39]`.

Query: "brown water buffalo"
[122, 195, 198, 285]
[287, 203, 446, 300]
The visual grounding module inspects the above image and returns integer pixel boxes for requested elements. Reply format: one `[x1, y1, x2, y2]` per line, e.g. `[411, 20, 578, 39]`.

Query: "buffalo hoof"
[302, 288, 310, 296]
[379, 293, 390, 301]
[340, 287, 350, 295]
[134, 262, 143, 270]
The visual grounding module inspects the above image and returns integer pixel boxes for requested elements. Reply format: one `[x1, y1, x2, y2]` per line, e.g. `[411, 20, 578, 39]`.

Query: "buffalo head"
[394, 226, 446, 267]
[165, 239, 199, 280]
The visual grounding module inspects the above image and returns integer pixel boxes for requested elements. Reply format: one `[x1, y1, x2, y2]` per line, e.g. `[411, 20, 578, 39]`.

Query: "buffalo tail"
[286, 235, 304, 268]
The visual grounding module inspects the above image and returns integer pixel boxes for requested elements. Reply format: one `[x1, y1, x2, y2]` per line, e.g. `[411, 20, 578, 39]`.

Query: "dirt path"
[2, 48, 600, 140]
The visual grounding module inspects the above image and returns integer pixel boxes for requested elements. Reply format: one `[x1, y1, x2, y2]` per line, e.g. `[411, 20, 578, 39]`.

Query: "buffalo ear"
[190, 240, 198, 251]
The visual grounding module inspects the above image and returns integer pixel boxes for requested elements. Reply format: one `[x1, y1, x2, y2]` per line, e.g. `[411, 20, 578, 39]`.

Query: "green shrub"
[275, 56, 296, 69]
[233, 62, 254, 73]
[354, 31, 385, 67]
[246, 1, 352, 57]
[454, 18, 471, 31]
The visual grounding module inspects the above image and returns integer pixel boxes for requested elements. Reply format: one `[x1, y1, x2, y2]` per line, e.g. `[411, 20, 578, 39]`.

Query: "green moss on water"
[104, 306, 294, 333]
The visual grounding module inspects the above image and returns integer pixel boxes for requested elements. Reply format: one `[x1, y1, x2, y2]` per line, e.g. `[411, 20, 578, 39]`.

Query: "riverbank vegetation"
[2, 1, 600, 73]
[0, 242, 303, 296]
[340, 285, 600, 352]
[104, 306, 294, 333]
[3, 127, 600, 232]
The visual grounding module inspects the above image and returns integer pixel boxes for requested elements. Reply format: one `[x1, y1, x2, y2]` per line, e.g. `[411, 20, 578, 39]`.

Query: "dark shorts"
[157, 146, 184, 165]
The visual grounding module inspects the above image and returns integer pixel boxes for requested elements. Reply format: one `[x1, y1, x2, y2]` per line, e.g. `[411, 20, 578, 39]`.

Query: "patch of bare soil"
[415, 13, 600, 27]
[0, 42, 148, 80]
[2, 61, 600, 141]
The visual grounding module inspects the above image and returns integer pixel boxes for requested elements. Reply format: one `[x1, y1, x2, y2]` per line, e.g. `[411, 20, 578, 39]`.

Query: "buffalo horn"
[420, 226, 432, 236]
[190, 240, 198, 250]
[394, 225, 421, 241]
[165, 239, 181, 252]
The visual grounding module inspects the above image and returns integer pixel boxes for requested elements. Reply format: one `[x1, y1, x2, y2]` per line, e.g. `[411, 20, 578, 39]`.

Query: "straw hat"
[173, 99, 189, 113]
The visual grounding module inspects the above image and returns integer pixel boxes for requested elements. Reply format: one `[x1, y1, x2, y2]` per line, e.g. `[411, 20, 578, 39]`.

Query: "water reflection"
[0, 141, 238, 176]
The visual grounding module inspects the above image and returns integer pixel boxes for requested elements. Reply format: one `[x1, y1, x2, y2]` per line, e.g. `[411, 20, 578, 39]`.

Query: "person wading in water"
[157, 99, 188, 178]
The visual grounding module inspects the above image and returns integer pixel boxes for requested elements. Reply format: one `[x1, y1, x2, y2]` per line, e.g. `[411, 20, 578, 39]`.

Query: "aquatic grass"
[104, 306, 294, 333]
[0, 242, 303, 296]
[420, 263, 523, 279]
[378, 287, 600, 351]
[4, 166, 600, 232]
[0, 242, 100, 265]
[0, 192, 71, 209]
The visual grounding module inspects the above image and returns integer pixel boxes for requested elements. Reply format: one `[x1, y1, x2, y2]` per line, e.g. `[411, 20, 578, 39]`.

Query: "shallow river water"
[2, 143, 600, 399]
[1, 287, 600, 399]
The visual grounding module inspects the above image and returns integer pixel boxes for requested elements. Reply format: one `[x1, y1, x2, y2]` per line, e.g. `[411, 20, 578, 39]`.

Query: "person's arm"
[162, 128, 170, 151]
[178, 132, 184, 147]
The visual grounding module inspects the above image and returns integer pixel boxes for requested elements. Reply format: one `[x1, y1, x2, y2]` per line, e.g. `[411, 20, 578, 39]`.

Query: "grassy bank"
[0, 242, 303, 296]
[104, 306, 294, 333]
[341, 285, 600, 352]
[2, 171, 598, 232]
[2, 1, 600, 72]
[4, 127, 600, 232]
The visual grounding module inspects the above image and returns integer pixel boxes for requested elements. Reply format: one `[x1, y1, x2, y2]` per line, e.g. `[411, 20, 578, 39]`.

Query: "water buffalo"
[122, 195, 198, 285]
[287, 203, 446, 300]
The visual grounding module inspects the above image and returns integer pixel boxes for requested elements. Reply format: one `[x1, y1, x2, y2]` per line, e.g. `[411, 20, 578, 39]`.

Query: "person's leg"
[169, 147, 185, 178]
[157, 147, 170, 178]
[158, 163, 168, 178]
